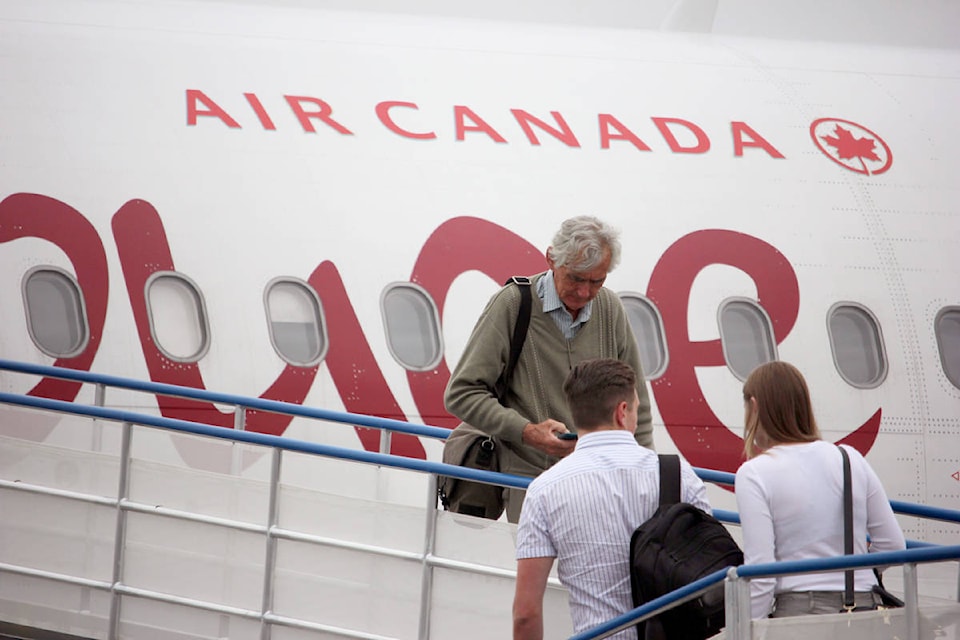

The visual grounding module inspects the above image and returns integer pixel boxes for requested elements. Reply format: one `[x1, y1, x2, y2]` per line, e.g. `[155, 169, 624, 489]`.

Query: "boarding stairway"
[0, 359, 958, 640]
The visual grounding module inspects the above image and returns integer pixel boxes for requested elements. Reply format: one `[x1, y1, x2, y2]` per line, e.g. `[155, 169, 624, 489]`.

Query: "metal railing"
[2, 359, 959, 640]
[2, 359, 956, 529]
[0, 390, 532, 640]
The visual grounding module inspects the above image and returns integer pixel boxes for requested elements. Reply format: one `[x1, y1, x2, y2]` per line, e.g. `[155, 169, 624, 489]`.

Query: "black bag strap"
[839, 445, 855, 610]
[657, 454, 681, 506]
[494, 276, 532, 399]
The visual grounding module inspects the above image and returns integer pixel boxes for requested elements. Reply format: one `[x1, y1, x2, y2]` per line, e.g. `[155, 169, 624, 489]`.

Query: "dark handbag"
[438, 277, 532, 519]
[838, 446, 904, 612]
[438, 422, 504, 519]
[871, 572, 905, 608]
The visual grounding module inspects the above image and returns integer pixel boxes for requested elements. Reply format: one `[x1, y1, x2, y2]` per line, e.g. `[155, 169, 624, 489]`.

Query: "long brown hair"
[742, 361, 820, 458]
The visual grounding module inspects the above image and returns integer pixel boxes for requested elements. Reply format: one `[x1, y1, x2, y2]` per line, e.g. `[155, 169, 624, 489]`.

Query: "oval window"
[934, 306, 960, 390]
[381, 283, 443, 371]
[619, 292, 668, 379]
[146, 272, 210, 362]
[264, 278, 326, 366]
[22, 267, 89, 358]
[827, 303, 887, 388]
[718, 298, 777, 381]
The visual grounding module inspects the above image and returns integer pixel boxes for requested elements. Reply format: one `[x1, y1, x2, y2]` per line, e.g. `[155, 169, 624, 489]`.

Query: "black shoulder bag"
[438, 277, 532, 519]
[839, 445, 904, 612]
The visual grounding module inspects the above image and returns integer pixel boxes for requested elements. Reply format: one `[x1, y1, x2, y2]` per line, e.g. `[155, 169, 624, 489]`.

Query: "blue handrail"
[0, 358, 450, 440]
[734, 544, 960, 580]
[0, 391, 529, 490]
[2, 358, 959, 528]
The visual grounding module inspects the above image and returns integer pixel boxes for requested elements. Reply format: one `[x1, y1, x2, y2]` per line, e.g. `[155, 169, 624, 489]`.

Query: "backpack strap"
[494, 276, 532, 399]
[657, 454, 681, 506]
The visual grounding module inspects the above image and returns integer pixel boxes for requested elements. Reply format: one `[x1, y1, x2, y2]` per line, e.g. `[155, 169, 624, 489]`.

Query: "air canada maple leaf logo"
[810, 118, 892, 175]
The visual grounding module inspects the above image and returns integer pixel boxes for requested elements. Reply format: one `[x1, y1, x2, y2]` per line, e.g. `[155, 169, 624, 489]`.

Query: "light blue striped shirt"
[538, 269, 593, 339]
[516, 431, 711, 638]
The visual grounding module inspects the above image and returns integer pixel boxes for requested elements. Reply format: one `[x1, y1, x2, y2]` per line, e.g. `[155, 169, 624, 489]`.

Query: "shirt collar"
[574, 430, 641, 450]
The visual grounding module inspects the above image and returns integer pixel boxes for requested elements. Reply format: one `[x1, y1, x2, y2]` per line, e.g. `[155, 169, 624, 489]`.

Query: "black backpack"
[629, 455, 743, 640]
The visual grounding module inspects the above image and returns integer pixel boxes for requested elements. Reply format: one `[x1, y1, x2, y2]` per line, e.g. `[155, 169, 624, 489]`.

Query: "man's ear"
[545, 248, 555, 270]
[614, 401, 629, 428]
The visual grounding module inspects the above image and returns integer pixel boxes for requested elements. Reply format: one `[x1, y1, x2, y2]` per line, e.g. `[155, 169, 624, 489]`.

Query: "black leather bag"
[438, 277, 531, 519]
[871, 573, 905, 609]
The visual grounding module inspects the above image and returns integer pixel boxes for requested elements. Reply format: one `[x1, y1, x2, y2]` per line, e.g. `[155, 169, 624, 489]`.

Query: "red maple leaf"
[821, 125, 881, 162]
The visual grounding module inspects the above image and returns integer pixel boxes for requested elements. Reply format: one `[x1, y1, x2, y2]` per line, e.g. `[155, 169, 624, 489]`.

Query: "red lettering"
[732, 121, 785, 158]
[284, 96, 353, 135]
[244, 92, 276, 131]
[652, 117, 710, 153]
[511, 109, 580, 147]
[454, 106, 507, 143]
[186, 89, 240, 128]
[598, 113, 652, 151]
[376, 101, 437, 140]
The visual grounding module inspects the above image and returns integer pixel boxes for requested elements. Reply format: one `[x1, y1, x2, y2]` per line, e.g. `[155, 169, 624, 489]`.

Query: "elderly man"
[444, 215, 654, 522]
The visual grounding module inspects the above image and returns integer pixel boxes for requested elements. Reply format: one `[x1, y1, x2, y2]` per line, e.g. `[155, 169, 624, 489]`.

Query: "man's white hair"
[548, 215, 621, 272]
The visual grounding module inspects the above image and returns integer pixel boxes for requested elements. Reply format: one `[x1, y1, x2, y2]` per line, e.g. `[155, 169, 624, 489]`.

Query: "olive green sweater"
[444, 272, 654, 478]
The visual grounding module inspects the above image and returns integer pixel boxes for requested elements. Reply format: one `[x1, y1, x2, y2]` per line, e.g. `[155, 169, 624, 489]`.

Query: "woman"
[734, 361, 905, 619]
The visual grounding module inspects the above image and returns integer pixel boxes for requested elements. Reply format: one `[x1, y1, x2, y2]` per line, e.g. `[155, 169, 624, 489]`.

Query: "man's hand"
[522, 419, 577, 457]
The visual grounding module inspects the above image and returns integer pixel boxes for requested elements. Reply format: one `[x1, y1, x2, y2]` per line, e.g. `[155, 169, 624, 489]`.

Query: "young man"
[444, 216, 654, 522]
[512, 359, 711, 640]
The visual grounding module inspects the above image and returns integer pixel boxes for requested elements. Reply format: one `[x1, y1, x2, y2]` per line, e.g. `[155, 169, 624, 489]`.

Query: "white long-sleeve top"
[735, 440, 905, 619]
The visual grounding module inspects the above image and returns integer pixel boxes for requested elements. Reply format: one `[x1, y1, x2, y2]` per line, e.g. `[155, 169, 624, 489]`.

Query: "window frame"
[21, 265, 90, 359]
[263, 277, 328, 367]
[144, 270, 211, 363]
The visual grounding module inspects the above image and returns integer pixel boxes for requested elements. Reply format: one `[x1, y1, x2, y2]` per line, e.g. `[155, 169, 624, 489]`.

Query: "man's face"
[548, 250, 612, 315]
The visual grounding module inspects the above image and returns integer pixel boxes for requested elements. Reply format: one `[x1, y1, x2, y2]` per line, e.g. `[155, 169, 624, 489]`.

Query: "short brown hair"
[742, 361, 820, 458]
[563, 358, 636, 430]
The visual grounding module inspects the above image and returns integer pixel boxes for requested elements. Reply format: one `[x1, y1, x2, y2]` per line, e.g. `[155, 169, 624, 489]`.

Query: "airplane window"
[935, 306, 960, 389]
[718, 299, 777, 381]
[145, 272, 210, 362]
[381, 283, 443, 371]
[619, 292, 668, 379]
[827, 303, 887, 388]
[22, 267, 89, 358]
[265, 278, 327, 366]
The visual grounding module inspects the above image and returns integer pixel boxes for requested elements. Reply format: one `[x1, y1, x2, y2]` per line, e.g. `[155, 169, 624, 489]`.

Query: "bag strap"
[657, 454, 681, 506]
[839, 445, 855, 610]
[494, 276, 532, 399]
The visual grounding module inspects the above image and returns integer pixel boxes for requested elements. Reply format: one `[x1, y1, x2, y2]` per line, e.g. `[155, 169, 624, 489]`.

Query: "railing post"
[92, 382, 106, 452]
[108, 421, 133, 640]
[232, 406, 246, 475]
[418, 474, 440, 640]
[379, 428, 392, 455]
[724, 567, 751, 640]
[904, 562, 919, 640]
[259, 447, 282, 640]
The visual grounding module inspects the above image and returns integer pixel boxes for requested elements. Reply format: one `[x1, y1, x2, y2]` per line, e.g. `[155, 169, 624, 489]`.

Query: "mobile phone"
[557, 432, 578, 440]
